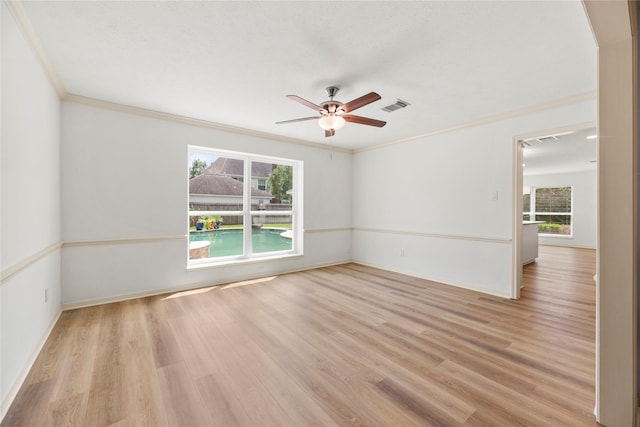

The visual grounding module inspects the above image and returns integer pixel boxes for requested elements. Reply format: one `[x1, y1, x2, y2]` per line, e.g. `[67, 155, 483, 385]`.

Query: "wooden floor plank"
[2, 245, 598, 426]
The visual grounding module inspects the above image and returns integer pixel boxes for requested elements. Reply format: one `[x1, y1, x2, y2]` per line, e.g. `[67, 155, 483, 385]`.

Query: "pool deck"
[279, 230, 293, 239]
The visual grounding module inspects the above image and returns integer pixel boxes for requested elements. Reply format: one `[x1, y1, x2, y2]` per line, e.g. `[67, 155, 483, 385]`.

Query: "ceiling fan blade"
[340, 92, 382, 113]
[325, 129, 335, 137]
[343, 114, 387, 127]
[275, 116, 321, 125]
[286, 95, 324, 112]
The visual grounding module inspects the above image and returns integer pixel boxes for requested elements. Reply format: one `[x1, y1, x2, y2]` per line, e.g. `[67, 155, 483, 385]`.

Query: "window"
[187, 146, 303, 266]
[523, 186, 572, 236]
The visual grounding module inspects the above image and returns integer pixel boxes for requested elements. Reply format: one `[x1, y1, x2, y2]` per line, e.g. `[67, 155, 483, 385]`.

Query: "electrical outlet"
[400, 249, 405, 257]
[44, 288, 49, 303]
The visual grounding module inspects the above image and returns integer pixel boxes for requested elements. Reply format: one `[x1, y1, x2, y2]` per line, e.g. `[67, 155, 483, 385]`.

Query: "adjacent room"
[1, 1, 636, 425]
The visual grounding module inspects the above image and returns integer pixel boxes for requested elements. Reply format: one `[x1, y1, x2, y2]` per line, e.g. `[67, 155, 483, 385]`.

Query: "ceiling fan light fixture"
[277, 88, 385, 137]
[318, 114, 346, 131]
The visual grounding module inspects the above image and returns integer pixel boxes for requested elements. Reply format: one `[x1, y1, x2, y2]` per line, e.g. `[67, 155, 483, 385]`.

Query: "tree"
[189, 159, 208, 179]
[266, 165, 293, 203]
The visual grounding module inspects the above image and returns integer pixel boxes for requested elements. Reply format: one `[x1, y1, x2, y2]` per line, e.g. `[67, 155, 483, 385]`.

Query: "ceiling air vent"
[381, 99, 410, 112]
[535, 135, 559, 143]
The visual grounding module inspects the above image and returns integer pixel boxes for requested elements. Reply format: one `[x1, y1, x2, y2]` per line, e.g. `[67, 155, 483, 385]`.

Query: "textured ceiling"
[20, 1, 597, 150]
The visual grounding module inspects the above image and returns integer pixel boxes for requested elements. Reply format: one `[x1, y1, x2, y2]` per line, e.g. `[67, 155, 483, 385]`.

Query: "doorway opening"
[512, 123, 599, 417]
[512, 124, 597, 299]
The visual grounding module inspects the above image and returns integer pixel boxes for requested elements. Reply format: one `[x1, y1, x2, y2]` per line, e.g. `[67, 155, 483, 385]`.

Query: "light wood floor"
[3, 246, 598, 426]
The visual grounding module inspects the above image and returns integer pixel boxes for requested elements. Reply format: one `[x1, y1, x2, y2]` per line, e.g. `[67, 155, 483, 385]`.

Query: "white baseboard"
[62, 259, 353, 310]
[350, 260, 512, 299]
[0, 308, 62, 422]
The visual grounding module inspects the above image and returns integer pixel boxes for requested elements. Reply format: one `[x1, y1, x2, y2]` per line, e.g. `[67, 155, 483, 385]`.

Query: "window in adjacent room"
[187, 146, 303, 266]
[523, 186, 572, 236]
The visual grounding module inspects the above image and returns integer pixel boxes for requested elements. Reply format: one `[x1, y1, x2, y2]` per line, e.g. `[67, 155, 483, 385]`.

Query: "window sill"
[186, 252, 304, 271]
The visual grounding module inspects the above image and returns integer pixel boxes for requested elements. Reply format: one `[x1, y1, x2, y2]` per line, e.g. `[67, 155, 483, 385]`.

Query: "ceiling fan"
[276, 86, 386, 137]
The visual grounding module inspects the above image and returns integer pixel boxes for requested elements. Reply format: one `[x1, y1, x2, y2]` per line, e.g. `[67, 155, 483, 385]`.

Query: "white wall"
[1, 2, 61, 417]
[352, 100, 596, 297]
[60, 101, 352, 306]
[524, 170, 597, 249]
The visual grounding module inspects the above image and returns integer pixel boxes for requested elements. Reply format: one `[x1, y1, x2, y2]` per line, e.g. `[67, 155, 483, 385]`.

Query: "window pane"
[254, 161, 293, 206]
[251, 215, 292, 254]
[189, 216, 244, 260]
[535, 187, 571, 213]
[523, 214, 531, 221]
[188, 147, 301, 266]
[523, 193, 531, 213]
[251, 214, 292, 229]
[189, 156, 244, 211]
[535, 214, 571, 235]
[250, 161, 276, 208]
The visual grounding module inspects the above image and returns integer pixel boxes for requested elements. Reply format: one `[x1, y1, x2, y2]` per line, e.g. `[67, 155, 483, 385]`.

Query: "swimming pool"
[189, 228, 292, 258]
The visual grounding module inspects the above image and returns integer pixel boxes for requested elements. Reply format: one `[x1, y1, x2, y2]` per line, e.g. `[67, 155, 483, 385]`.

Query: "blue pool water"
[190, 228, 292, 258]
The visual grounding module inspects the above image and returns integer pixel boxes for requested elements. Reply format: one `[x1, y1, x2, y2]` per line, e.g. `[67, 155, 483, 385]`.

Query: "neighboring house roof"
[205, 158, 274, 178]
[189, 174, 272, 197]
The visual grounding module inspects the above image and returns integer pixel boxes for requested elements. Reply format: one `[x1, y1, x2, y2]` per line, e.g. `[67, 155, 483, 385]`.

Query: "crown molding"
[4, 0, 67, 98]
[7, 0, 349, 154]
[354, 91, 598, 154]
[63, 94, 354, 154]
[64, 90, 597, 157]
[6, 0, 596, 157]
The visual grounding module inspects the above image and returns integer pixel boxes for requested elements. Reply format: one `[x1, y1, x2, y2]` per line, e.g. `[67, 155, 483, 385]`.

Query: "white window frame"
[187, 146, 303, 268]
[524, 185, 573, 237]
